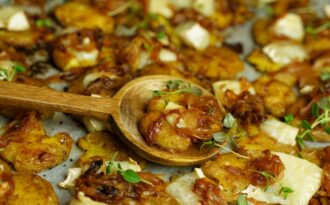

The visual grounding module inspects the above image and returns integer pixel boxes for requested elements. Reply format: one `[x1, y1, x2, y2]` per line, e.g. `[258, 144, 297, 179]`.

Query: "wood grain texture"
[0, 80, 116, 120]
[0, 75, 220, 166]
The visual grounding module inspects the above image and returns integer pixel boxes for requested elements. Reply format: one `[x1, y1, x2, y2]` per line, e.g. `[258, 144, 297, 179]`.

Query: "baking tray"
[0, 0, 329, 204]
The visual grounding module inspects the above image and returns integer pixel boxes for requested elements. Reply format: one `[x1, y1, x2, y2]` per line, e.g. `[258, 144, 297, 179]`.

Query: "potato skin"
[253, 75, 296, 117]
[0, 159, 59, 205]
[55, 2, 114, 33]
[6, 173, 59, 205]
[78, 131, 145, 167]
[0, 112, 74, 173]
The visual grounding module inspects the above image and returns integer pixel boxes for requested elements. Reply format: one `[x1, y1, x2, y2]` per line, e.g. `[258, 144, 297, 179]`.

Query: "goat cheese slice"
[176, 22, 210, 50]
[262, 41, 308, 65]
[167, 172, 201, 205]
[244, 152, 323, 205]
[193, 0, 215, 16]
[273, 13, 304, 41]
[324, 5, 330, 18]
[148, 0, 173, 18]
[159, 49, 177, 62]
[260, 118, 298, 146]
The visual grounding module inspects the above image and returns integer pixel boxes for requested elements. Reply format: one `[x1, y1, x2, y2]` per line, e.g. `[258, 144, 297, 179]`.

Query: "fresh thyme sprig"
[254, 170, 275, 191]
[236, 194, 248, 205]
[153, 80, 203, 97]
[200, 113, 249, 159]
[306, 21, 330, 35]
[0, 64, 26, 81]
[279, 185, 294, 199]
[296, 96, 330, 149]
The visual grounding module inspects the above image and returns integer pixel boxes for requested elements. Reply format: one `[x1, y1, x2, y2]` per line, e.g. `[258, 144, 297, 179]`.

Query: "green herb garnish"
[106, 162, 141, 184]
[35, 18, 52, 28]
[153, 80, 203, 97]
[306, 21, 330, 35]
[321, 72, 330, 81]
[0, 64, 26, 81]
[223, 113, 237, 128]
[156, 31, 166, 40]
[296, 97, 330, 149]
[279, 185, 294, 199]
[254, 170, 275, 191]
[237, 194, 248, 205]
[284, 114, 294, 123]
[201, 115, 248, 159]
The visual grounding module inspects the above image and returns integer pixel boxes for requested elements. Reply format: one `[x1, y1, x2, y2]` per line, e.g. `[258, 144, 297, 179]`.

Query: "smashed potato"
[51, 29, 102, 71]
[182, 47, 244, 84]
[77, 131, 145, 167]
[0, 112, 73, 173]
[253, 75, 297, 117]
[0, 159, 59, 205]
[55, 2, 114, 33]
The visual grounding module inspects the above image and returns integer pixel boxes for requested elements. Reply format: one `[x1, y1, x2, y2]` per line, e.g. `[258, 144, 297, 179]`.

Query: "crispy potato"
[0, 30, 42, 48]
[55, 2, 114, 33]
[247, 49, 282, 72]
[77, 131, 145, 167]
[252, 19, 272, 46]
[51, 29, 101, 71]
[182, 47, 244, 82]
[253, 75, 297, 117]
[0, 159, 59, 205]
[7, 173, 59, 205]
[236, 132, 297, 157]
[202, 154, 250, 201]
[0, 112, 74, 173]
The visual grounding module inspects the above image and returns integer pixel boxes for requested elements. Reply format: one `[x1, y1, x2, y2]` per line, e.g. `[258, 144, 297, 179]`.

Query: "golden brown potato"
[0, 159, 59, 205]
[0, 112, 74, 173]
[236, 132, 297, 157]
[253, 75, 297, 117]
[202, 154, 250, 202]
[182, 47, 244, 83]
[55, 2, 114, 33]
[68, 62, 131, 97]
[247, 49, 282, 72]
[0, 30, 43, 48]
[51, 29, 101, 71]
[77, 131, 145, 167]
[252, 19, 272, 46]
[7, 173, 59, 205]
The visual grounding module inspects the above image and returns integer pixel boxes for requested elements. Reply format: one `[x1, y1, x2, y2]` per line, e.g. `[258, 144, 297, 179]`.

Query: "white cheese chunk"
[176, 22, 210, 50]
[325, 5, 330, 18]
[108, 160, 142, 173]
[194, 168, 206, 179]
[70, 192, 107, 205]
[82, 71, 118, 88]
[260, 118, 298, 146]
[159, 49, 177, 62]
[262, 41, 308, 65]
[193, 0, 215, 16]
[164, 102, 184, 111]
[170, 0, 193, 9]
[82, 117, 107, 132]
[0, 7, 30, 31]
[273, 13, 304, 41]
[148, 0, 173, 18]
[58, 168, 83, 189]
[167, 172, 201, 205]
[7, 11, 30, 31]
[244, 152, 323, 205]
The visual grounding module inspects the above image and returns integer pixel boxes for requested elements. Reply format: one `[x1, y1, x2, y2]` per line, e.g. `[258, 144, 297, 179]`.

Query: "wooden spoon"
[0, 75, 219, 166]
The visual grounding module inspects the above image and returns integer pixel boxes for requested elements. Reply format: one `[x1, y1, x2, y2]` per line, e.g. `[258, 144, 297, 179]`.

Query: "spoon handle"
[0, 81, 117, 120]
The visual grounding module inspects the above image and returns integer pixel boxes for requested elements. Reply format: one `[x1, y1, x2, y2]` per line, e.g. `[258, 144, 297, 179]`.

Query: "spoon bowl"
[0, 75, 220, 166]
[111, 75, 220, 166]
